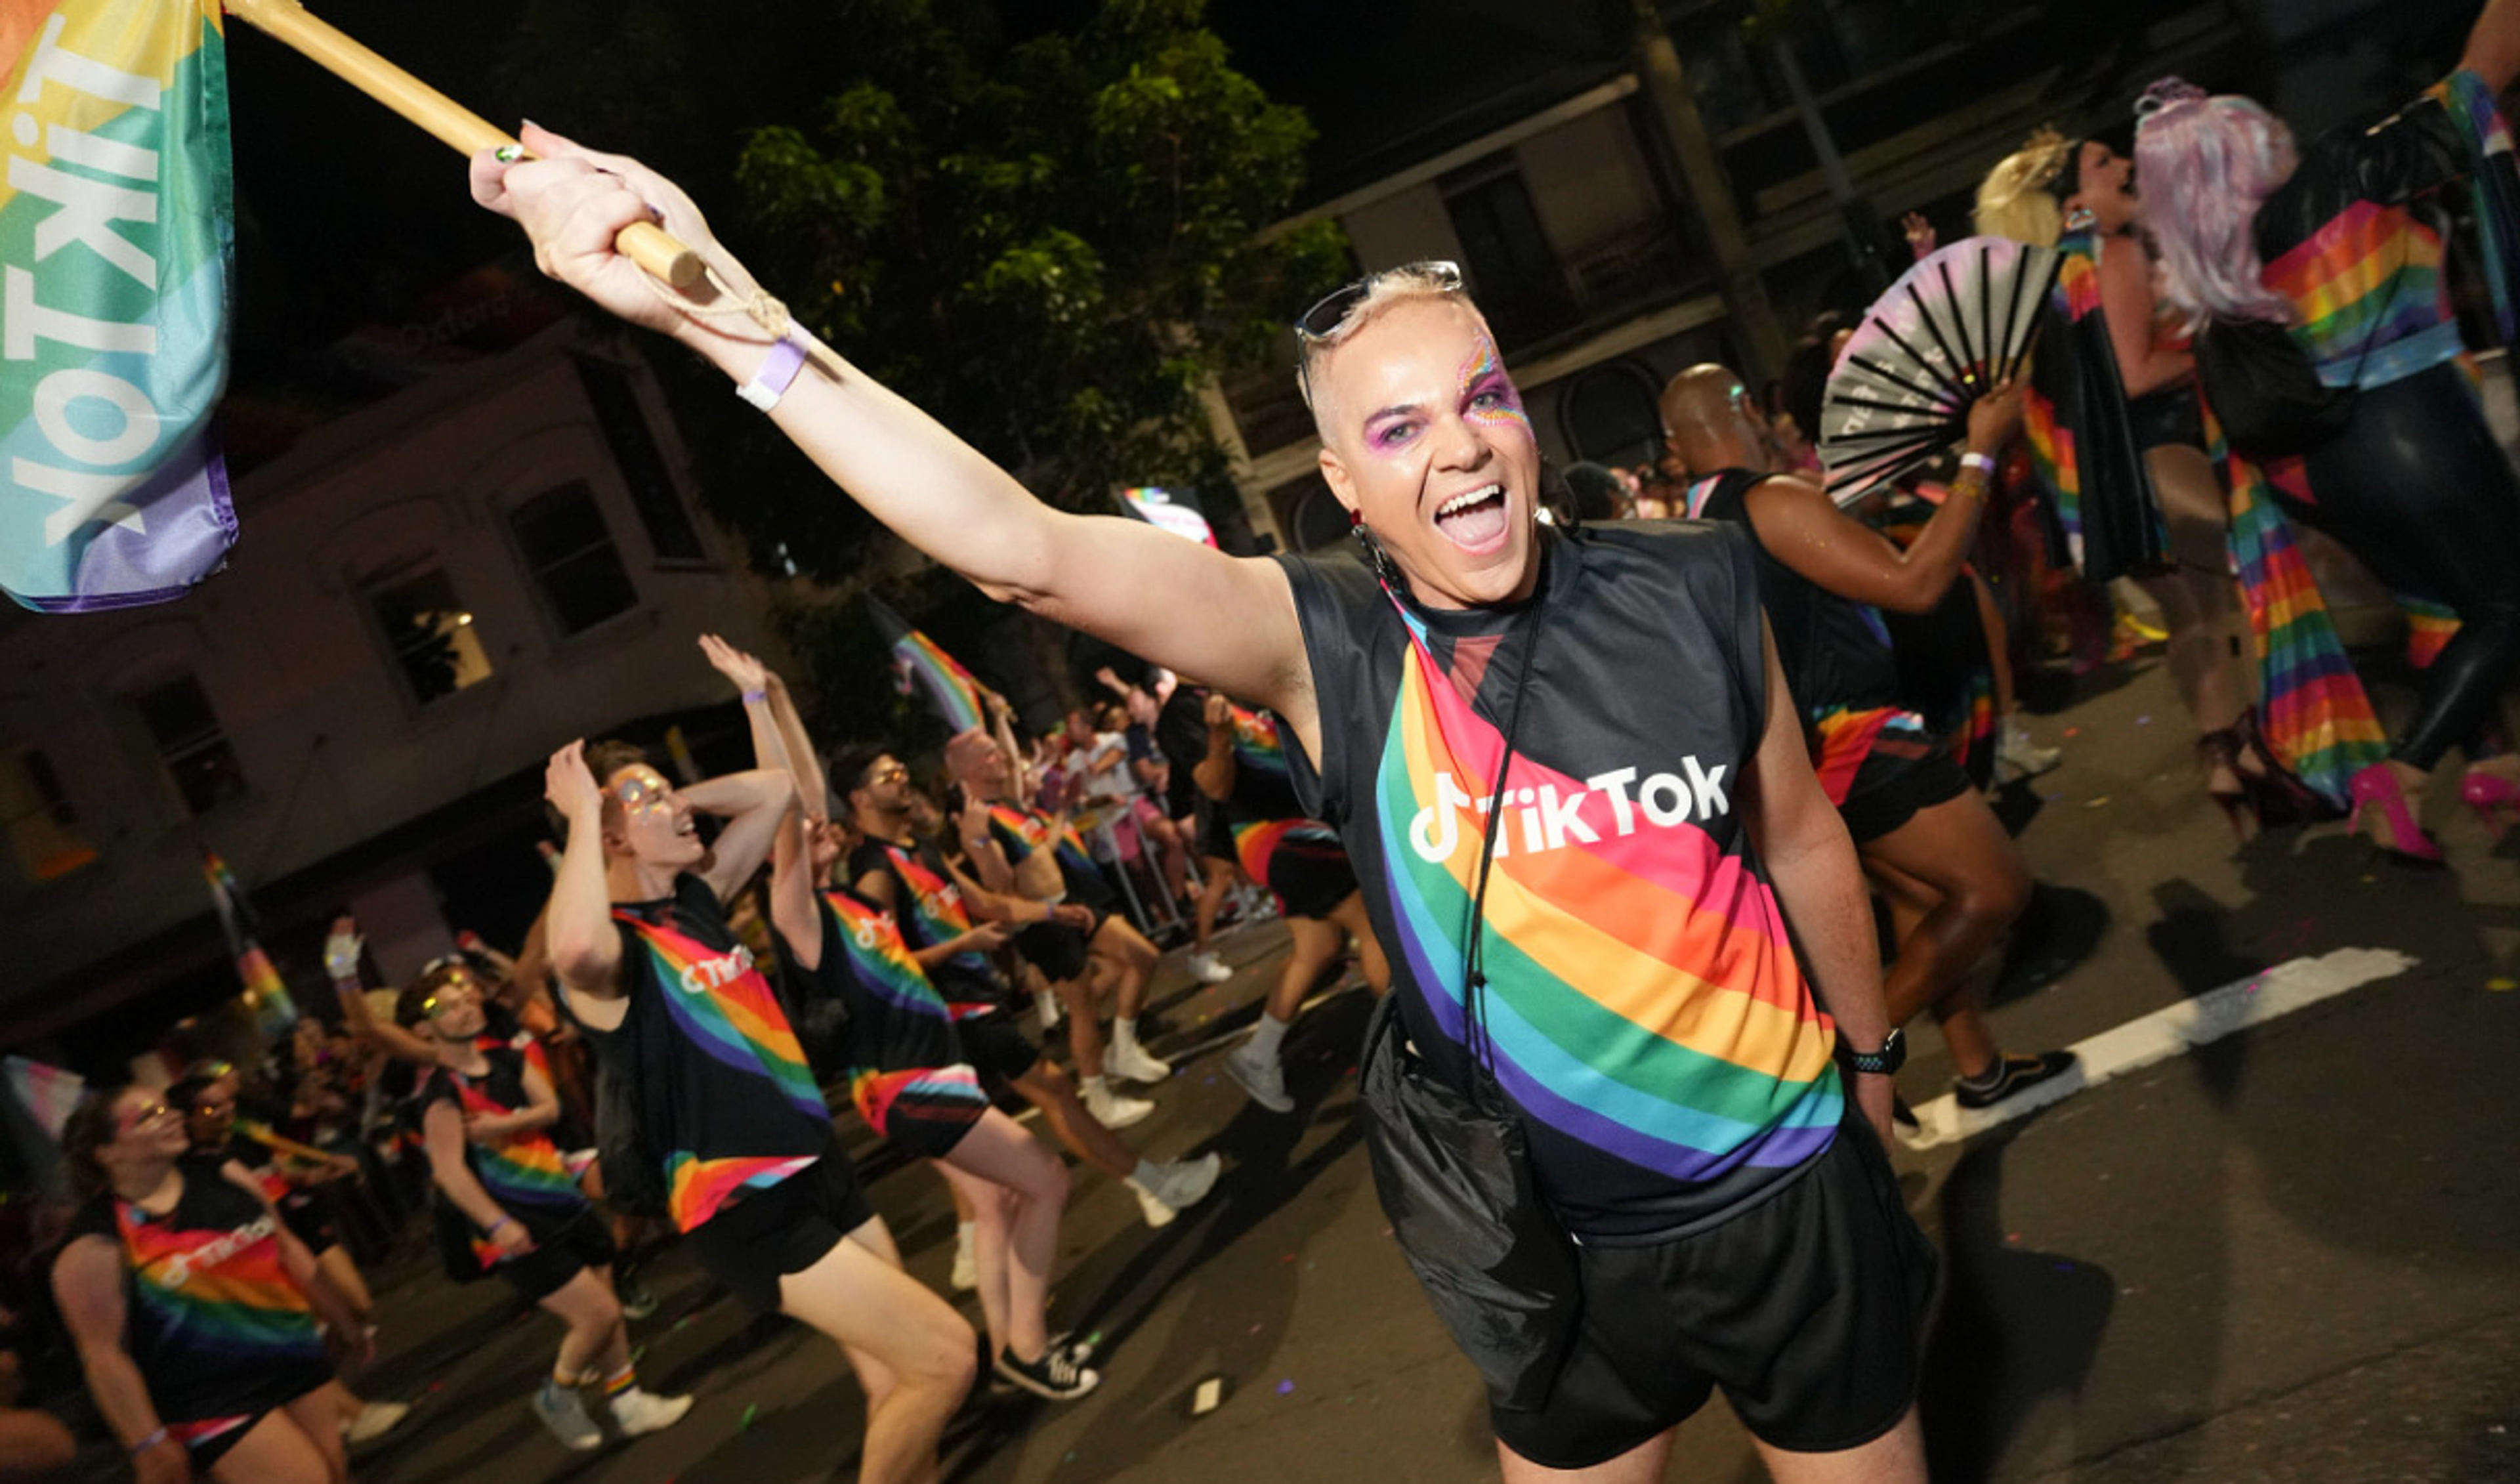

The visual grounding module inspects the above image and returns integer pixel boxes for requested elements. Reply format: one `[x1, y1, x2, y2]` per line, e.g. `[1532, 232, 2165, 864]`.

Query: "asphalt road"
[46, 652, 2520, 1484]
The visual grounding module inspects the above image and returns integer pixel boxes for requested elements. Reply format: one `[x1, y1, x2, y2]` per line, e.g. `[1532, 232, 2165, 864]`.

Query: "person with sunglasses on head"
[168, 1069, 410, 1451]
[536, 706, 974, 1484]
[476, 140, 1929, 1481]
[53, 1086, 370, 1484]
[394, 965, 692, 1450]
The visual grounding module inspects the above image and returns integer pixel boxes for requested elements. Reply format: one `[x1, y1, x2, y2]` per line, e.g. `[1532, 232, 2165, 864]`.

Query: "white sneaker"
[1995, 721, 2062, 782]
[532, 1379, 602, 1451]
[1223, 1044, 1293, 1114]
[1130, 1153, 1222, 1228]
[1105, 1038, 1173, 1084]
[1034, 986, 1062, 1029]
[1184, 951, 1234, 985]
[343, 1399, 410, 1444]
[608, 1387, 694, 1437]
[1082, 1079, 1154, 1130]
[951, 1229, 978, 1292]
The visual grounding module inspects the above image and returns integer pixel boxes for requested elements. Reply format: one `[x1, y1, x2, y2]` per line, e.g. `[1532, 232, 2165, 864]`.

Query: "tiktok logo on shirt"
[677, 944, 757, 994]
[153, 1214, 278, 1290]
[1408, 762, 1731, 863]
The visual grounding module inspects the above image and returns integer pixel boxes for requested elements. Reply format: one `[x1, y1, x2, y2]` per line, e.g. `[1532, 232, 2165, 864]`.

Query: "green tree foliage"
[494, 1, 1345, 741]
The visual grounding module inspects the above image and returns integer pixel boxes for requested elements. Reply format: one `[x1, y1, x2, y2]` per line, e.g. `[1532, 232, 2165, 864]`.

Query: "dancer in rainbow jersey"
[54, 1085, 364, 1484]
[399, 963, 690, 1451]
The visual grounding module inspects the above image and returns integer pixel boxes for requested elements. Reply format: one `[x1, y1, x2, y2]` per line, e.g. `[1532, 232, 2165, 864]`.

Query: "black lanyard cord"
[1463, 597, 1549, 1101]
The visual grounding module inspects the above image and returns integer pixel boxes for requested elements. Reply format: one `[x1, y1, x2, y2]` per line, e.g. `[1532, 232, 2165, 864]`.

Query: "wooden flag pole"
[221, 0, 703, 289]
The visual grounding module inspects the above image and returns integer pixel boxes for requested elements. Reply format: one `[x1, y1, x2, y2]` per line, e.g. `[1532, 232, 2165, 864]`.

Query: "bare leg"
[776, 1217, 976, 1484]
[938, 1111, 1070, 1362]
[540, 1267, 629, 1382]
[209, 1395, 341, 1484]
[1092, 917, 1159, 1021]
[1191, 856, 1239, 955]
[1056, 971, 1106, 1078]
[1857, 794, 2030, 1080]
[313, 1244, 373, 1321]
[1009, 1059, 1137, 1181]
[1328, 893, 1391, 996]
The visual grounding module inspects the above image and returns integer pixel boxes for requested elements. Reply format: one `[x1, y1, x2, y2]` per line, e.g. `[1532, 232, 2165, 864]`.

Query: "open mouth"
[673, 816, 698, 839]
[1433, 482, 1509, 552]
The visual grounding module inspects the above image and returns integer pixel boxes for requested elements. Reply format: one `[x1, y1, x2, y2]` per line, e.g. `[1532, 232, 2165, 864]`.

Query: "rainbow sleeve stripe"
[2207, 412, 2389, 807]
[615, 913, 828, 1122]
[821, 891, 956, 1027]
[2262, 200, 2449, 385]
[1371, 636, 1841, 1186]
[891, 629, 987, 734]
[1229, 706, 1290, 780]
[665, 1153, 819, 1233]
[116, 1202, 324, 1363]
[449, 1080, 581, 1209]
[990, 804, 1095, 878]
[883, 845, 990, 980]
[2429, 70, 2520, 343]
[2400, 595, 2460, 669]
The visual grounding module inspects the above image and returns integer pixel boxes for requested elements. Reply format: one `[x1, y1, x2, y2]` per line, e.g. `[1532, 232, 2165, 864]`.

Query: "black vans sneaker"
[994, 1344, 1101, 1401]
[1953, 1050, 2078, 1110]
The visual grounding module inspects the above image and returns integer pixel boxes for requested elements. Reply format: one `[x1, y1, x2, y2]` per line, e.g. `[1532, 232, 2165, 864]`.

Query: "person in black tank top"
[831, 744, 1225, 1243]
[398, 964, 692, 1448]
[484, 150, 1928, 1481]
[1664, 366, 2076, 1124]
[539, 692, 977, 1483]
[54, 1085, 357, 1483]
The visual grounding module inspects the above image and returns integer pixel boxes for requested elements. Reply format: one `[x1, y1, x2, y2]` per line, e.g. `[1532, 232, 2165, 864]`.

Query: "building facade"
[0, 320, 783, 1064]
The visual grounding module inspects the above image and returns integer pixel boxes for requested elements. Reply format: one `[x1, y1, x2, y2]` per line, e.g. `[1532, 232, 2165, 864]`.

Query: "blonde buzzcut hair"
[1295, 262, 1473, 415]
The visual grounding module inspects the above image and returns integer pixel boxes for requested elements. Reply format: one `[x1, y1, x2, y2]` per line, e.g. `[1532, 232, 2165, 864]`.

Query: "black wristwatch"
[1837, 1027, 1905, 1076]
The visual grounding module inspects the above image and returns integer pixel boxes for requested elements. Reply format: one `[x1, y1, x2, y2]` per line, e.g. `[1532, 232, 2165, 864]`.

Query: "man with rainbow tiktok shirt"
[540, 722, 977, 1484]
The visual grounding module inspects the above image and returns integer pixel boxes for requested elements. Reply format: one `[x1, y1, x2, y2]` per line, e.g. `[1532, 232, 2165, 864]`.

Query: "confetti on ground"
[1193, 1378, 1224, 1415]
[2054, 1261, 2076, 1273]
[2084, 796, 2111, 808]
[427, 1380, 444, 1393]
[2490, 978, 2517, 992]
[1065, 1451, 1078, 1462]
[1276, 1378, 1295, 1395]
[2006, 1233, 2021, 1244]
[1085, 1330, 1102, 1350]
[2135, 715, 2151, 725]
[1249, 1323, 1262, 1335]
[738, 1403, 758, 1433]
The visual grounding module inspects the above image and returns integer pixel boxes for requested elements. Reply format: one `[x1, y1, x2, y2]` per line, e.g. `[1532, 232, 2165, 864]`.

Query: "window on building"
[509, 481, 638, 636]
[134, 675, 245, 816]
[1, 744, 96, 881]
[574, 355, 706, 563]
[367, 566, 494, 706]
[1442, 154, 1575, 353]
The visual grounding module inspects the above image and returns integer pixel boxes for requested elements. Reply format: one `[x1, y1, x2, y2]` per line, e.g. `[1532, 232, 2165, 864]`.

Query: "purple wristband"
[737, 334, 808, 412]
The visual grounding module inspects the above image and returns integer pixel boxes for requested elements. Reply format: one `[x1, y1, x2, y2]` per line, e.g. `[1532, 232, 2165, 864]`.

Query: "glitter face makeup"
[1458, 331, 1530, 434]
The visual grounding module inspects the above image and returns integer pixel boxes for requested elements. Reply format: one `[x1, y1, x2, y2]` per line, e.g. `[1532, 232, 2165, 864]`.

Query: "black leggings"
[2288, 363, 2520, 771]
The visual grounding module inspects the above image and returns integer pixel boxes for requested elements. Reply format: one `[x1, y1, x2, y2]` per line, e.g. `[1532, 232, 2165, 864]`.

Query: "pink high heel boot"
[2347, 763, 2445, 866]
[2461, 771, 2520, 841]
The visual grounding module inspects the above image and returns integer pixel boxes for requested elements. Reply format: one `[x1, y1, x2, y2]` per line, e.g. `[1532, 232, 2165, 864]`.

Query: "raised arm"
[1742, 387, 2023, 614]
[1194, 692, 1239, 801]
[1732, 622, 1893, 1147]
[471, 127, 1314, 737]
[2463, 0, 2520, 92]
[543, 741, 624, 1004]
[326, 918, 437, 1065]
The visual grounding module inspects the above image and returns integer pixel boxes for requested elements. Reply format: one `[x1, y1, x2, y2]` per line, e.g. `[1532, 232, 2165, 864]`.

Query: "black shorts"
[1196, 801, 1237, 865]
[1813, 707, 1973, 845]
[682, 1153, 875, 1315]
[276, 1191, 336, 1253]
[957, 1013, 1041, 1083]
[1014, 920, 1093, 982]
[496, 1210, 620, 1304]
[171, 1367, 335, 1469]
[1493, 1122, 1937, 1470]
[1235, 821, 1358, 921]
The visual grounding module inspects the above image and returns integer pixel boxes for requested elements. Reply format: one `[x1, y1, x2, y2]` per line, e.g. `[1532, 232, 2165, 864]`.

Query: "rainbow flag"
[865, 595, 987, 733]
[1117, 485, 1217, 546]
[1, 0, 236, 610]
[201, 848, 293, 1032]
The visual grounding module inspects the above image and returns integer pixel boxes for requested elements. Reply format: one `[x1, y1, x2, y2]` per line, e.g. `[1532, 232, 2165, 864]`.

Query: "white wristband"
[1960, 452, 1998, 477]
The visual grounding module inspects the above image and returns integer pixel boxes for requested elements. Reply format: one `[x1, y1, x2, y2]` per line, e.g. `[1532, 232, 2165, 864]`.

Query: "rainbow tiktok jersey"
[413, 1046, 588, 1266]
[850, 836, 1004, 1017]
[1278, 526, 1845, 1238]
[816, 887, 961, 1076]
[603, 876, 831, 1233]
[72, 1157, 329, 1426]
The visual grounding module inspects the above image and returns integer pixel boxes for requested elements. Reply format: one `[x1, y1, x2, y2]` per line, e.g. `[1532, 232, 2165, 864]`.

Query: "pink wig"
[2132, 77, 2299, 329]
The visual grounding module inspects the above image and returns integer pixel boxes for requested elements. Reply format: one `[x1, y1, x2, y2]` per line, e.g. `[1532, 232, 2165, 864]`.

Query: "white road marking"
[1900, 947, 2418, 1150]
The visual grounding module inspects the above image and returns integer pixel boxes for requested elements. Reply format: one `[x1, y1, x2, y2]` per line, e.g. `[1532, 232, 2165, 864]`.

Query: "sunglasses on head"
[1293, 260, 1463, 342]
